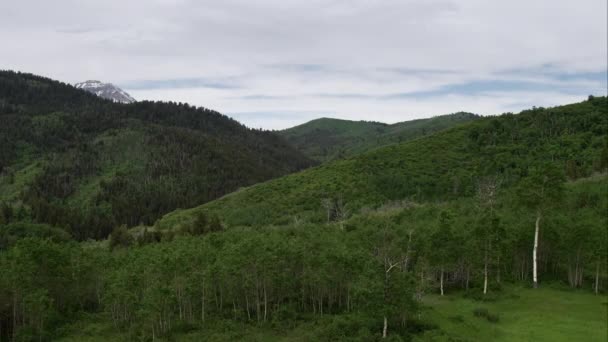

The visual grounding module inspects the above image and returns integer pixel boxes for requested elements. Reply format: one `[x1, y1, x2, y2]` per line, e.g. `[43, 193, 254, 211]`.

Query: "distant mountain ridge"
[279, 112, 480, 161]
[75, 80, 136, 103]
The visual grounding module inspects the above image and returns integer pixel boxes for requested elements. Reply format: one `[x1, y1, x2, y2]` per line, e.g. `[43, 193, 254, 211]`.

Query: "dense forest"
[0, 71, 606, 340]
[162, 96, 608, 228]
[1, 175, 604, 341]
[0, 71, 314, 240]
[279, 113, 479, 162]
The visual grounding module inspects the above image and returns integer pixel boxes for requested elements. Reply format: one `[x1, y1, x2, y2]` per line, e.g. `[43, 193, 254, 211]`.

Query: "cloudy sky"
[1, 0, 606, 129]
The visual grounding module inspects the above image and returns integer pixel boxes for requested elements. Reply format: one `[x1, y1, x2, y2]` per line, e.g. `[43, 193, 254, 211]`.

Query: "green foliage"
[0, 221, 72, 249]
[280, 113, 480, 162]
[516, 163, 566, 211]
[0, 71, 314, 240]
[1, 71, 607, 340]
[0, 177, 606, 340]
[473, 307, 499, 322]
[187, 211, 223, 235]
[109, 225, 133, 249]
[160, 97, 608, 229]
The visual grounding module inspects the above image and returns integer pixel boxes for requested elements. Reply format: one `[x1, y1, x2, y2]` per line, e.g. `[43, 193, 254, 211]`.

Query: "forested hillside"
[160, 97, 607, 229]
[0, 92, 606, 341]
[279, 112, 479, 161]
[0, 71, 314, 240]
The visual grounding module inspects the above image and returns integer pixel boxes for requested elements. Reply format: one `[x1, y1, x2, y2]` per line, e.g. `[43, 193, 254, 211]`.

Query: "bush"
[109, 225, 133, 249]
[463, 289, 500, 302]
[448, 315, 464, 323]
[473, 307, 499, 323]
[473, 307, 489, 317]
[486, 312, 500, 323]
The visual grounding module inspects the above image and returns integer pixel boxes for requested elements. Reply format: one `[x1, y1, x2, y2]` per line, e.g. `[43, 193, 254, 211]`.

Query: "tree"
[429, 211, 456, 296]
[189, 211, 208, 235]
[516, 164, 565, 288]
[476, 176, 502, 294]
[0, 202, 13, 225]
[109, 225, 133, 250]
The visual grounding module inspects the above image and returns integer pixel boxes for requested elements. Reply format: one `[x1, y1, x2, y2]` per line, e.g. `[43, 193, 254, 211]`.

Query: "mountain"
[157, 97, 607, 229]
[279, 112, 479, 161]
[74, 80, 136, 103]
[1, 77, 606, 341]
[0, 71, 314, 239]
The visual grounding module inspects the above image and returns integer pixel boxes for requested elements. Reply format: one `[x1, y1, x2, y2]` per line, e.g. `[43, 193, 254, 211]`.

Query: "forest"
[278, 112, 479, 162]
[0, 71, 314, 240]
[0, 72, 606, 341]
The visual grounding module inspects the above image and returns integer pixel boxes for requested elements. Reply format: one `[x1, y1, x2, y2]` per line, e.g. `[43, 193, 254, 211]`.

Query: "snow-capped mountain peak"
[74, 80, 136, 104]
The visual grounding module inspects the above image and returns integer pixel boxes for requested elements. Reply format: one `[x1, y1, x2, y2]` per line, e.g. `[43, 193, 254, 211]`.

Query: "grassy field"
[416, 286, 608, 342]
[57, 286, 607, 341]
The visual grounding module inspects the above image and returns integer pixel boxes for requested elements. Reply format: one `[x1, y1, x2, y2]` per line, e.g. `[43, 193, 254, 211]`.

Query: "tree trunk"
[13, 292, 17, 340]
[256, 280, 261, 323]
[382, 316, 388, 338]
[595, 261, 600, 295]
[496, 255, 501, 283]
[440, 267, 444, 296]
[575, 250, 581, 288]
[533, 211, 541, 288]
[201, 280, 206, 323]
[346, 286, 350, 312]
[404, 230, 413, 272]
[246, 293, 251, 320]
[263, 280, 268, 322]
[483, 244, 488, 295]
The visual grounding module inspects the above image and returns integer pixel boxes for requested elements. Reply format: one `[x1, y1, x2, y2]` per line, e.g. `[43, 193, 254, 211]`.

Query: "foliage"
[472, 307, 500, 323]
[279, 112, 479, 162]
[1, 71, 607, 340]
[0, 71, 314, 239]
[159, 96, 607, 229]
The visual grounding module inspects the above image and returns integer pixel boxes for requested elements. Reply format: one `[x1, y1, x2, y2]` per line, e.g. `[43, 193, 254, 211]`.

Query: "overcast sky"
[1, 0, 606, 129]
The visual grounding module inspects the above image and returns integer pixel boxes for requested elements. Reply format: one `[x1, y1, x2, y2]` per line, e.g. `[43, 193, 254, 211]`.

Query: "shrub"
[109, 225, 133, 249]
[464, 289, 500, 302]
[473, 307, 499, 323]
[449, 315, 464, 323]
[473, 307, 489, 317]
[486, 312, 500, 323]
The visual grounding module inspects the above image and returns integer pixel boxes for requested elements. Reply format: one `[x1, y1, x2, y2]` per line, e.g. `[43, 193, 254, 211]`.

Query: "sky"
[1, 0, 606, 129]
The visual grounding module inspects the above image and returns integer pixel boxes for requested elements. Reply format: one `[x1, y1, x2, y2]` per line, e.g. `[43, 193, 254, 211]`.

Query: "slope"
[0, 70, 315, 239]
[279, 112, 479, 161]
[157, 96, 608, 230]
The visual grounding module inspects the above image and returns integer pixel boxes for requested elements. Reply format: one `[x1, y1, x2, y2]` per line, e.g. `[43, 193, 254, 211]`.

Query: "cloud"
[120, 78, 241, 90]
[1, 0, 606, 129]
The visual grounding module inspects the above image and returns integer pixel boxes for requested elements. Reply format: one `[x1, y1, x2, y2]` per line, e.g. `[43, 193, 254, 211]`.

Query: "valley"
[0, 72, 606, 341]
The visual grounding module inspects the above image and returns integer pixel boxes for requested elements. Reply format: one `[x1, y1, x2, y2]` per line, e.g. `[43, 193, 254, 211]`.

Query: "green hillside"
[1, 92, 606, 341]
[279, 112, 479, 161]
[158, 97, 607, 230]
[0, 71, 314, 239]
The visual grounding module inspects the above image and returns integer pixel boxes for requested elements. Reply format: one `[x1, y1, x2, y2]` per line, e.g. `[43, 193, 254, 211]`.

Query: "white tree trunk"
[483, 263, 488, 295]
[483, 243, 488, 295]
[533, 211, 541, 288]
[382, 316, 388, 338]
[440, 267, 444, 296]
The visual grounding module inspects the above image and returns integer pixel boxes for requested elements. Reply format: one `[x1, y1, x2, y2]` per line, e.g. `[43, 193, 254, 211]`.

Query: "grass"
[55, 286, 607, 341]
[417, 285, 608, 342]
